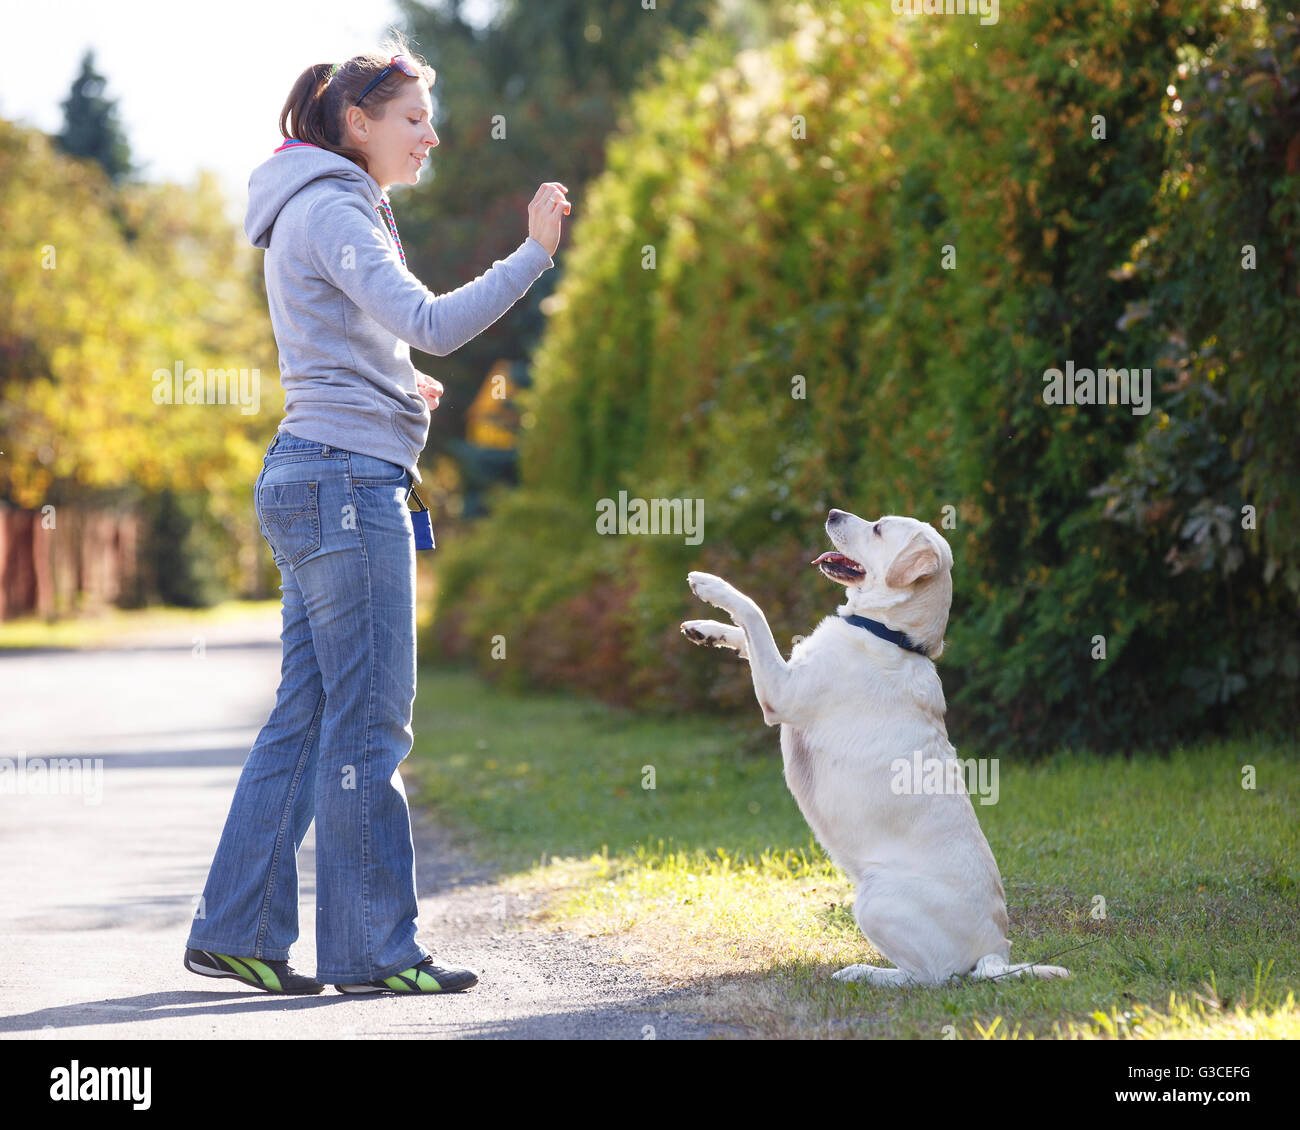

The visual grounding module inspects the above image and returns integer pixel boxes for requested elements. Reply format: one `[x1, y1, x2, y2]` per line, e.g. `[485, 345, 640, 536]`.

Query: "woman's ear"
[343, 105, 368, 143]
[885, 530, 942, 588]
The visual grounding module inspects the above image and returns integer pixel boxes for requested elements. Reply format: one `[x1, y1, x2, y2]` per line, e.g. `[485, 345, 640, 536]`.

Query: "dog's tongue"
[812, 551, 852, 566]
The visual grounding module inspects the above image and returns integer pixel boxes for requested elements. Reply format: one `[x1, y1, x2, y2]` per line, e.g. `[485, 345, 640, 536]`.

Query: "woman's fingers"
[415, 372, 443, 410]
[544, 184, 571, 215]
[528, 183, 571, 252]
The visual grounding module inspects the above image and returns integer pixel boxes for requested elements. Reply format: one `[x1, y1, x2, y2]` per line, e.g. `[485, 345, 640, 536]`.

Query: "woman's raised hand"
[527, 182, 571, 257]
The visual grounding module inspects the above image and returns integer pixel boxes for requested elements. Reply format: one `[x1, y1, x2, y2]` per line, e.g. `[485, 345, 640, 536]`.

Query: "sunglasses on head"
[354, 54, 419, 106]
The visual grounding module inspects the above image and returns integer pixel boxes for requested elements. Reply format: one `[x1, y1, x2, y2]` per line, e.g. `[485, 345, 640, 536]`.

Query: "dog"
[681, 508, 1069, 986]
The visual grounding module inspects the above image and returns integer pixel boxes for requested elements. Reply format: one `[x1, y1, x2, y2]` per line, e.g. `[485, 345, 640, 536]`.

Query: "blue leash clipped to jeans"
[408, 487, 435, 550]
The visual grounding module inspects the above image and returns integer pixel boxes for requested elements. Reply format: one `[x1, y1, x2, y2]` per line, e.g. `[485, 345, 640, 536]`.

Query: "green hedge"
[428, 0, 1299, 753]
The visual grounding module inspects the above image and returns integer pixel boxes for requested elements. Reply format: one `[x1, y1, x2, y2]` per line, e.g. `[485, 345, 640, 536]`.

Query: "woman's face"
[343, 79, 439, 191]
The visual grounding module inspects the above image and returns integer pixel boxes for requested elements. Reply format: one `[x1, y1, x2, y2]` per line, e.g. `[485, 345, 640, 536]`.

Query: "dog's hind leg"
[680, 620, 749, 660]
[832, 964, 918, 987]
[969, 954, 1070, 981]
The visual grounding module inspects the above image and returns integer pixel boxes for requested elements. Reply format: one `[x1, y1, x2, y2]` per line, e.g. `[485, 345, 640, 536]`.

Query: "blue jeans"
[186, 429, 431, 983]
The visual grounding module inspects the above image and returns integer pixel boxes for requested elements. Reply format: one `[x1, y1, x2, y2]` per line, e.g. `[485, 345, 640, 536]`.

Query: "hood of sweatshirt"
[244, 140, 383, 249]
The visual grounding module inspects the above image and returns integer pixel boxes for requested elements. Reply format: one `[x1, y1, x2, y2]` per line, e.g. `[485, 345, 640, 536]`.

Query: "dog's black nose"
[827, 509, 845, 523]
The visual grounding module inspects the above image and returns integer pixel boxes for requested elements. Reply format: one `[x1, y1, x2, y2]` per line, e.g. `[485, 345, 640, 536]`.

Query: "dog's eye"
[873, 523, 881, 536]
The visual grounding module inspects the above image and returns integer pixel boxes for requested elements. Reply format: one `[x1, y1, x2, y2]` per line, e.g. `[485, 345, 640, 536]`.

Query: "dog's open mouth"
[811, 551, 866, 583]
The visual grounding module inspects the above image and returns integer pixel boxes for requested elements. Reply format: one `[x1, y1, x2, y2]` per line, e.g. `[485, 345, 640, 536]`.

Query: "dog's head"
[812, 510, 954, 658]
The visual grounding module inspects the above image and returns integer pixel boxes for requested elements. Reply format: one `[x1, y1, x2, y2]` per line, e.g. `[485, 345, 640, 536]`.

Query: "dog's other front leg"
[687, 571, 795, 725]
[680, 620, 749, 660]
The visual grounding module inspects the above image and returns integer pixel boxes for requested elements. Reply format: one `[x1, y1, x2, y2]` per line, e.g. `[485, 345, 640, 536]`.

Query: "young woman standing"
[184, 36, 569, 995]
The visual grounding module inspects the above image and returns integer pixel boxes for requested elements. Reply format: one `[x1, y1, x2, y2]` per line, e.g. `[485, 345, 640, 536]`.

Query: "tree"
[55, 49, 134, 184]
[0, 118, 281, 604]
[391, 0, 744, 450]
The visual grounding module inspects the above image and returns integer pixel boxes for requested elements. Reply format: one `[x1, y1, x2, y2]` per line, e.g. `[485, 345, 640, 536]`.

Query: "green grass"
[404, 666, 1300, 1038]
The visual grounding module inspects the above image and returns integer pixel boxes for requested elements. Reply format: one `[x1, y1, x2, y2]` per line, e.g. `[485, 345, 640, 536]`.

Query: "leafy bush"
[429, 0, 1299, 753]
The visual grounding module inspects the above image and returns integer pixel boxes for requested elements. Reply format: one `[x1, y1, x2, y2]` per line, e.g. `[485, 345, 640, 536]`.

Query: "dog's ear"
[885, 530, 943, 588]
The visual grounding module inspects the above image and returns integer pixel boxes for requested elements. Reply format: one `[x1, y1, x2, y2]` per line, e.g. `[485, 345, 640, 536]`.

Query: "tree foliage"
[54, 50, 134, 185]
[391, 0, 736, 450]
[431, 0, 1299, 753]
[0, 117, 281, 603]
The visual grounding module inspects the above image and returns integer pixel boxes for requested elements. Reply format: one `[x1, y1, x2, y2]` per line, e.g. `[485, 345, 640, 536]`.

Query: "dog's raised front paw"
[687, 570, 740, 611]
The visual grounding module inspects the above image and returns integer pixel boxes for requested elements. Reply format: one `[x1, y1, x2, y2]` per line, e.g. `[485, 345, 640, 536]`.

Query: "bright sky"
[0, 0, 500, 224]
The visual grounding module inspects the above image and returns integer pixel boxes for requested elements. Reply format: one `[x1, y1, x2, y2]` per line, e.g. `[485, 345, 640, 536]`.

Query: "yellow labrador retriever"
[681, 508, 1068, 986]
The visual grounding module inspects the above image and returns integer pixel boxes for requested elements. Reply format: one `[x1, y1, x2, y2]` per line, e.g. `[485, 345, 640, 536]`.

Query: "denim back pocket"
[258, 480, 322, 567]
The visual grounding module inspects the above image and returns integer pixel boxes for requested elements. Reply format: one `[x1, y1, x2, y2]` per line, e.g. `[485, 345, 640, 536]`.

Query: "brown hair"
[277, 32, 435, 176]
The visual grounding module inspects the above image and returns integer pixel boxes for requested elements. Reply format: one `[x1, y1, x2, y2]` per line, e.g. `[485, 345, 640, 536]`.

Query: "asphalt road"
[0, 609, 724, 1040]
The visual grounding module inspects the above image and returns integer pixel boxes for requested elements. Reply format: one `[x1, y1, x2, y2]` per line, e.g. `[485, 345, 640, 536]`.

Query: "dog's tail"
[970, 953, 1070, 981]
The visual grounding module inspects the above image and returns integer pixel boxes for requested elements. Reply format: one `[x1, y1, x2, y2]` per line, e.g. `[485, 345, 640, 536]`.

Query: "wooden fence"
[0, 501, 142, 619]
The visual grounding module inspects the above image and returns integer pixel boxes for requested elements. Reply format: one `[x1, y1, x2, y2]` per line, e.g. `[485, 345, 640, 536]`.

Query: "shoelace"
[376, 196, 406, 267]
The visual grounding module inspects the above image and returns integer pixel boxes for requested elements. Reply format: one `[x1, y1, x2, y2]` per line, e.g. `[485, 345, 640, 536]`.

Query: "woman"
[184, 36, 569, 995]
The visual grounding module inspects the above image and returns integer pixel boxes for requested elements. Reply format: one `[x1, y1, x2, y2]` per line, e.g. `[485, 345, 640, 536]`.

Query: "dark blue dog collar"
[840, 613, 929, 657]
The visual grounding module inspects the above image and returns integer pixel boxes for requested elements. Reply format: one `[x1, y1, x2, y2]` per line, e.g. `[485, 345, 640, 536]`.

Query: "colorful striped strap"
[376, 196, 406, 267]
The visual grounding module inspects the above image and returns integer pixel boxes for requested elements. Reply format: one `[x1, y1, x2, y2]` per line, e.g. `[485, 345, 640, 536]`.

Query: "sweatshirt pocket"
[391, 405, 423, 450]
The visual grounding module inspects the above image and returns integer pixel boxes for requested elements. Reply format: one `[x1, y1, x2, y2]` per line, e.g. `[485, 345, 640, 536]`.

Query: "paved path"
[0, 610, 723, 1039]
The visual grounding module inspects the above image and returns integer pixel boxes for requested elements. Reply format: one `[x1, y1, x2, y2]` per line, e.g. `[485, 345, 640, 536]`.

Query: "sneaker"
[184, 947, 324, 994]
[334, 955, 478, 994]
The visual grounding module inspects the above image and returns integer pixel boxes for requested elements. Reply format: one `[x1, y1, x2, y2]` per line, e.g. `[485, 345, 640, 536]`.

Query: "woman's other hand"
[527, 182, 571, 257]
[415, 372, 443, 412]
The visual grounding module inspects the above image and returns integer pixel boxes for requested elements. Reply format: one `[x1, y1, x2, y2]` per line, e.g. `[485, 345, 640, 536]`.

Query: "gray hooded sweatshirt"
[244, 140, 554, 484]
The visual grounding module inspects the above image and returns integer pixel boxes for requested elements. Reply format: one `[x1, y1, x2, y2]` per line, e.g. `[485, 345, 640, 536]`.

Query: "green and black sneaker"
[184, 947, 325, 994]
[334, 955, 478, 995]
